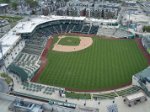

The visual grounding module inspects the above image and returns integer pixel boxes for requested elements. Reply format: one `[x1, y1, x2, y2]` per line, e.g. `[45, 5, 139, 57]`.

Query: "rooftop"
[125, 92, 146, 101]
[0, 3, 8, 7]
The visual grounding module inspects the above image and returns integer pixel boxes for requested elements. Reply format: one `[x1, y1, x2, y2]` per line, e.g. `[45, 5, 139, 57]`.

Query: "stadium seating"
[53, 24, 62, 33]
[97, 28, 116, 36]
[89, 26, 99, 34]
[43, 87, 55, 95]
[97, 27, 134, 38]
[113, 29, 133, 38]
[66, 24, 75, 33]
[22, 82, 57, 95]
[46, 25, 58, 34]
[23, 82, 44, 92]
[116, 86, 141, 96]
[81, 25, 90, 34]
[61, 23, 68, 33]
[10, 30, 48, 80]
[93, 86, 141, 100]
[71, 24, 83, 33]
[13, 53, 40, 79]
[142, 36, 150, 54]
[93, 92, 117, 100]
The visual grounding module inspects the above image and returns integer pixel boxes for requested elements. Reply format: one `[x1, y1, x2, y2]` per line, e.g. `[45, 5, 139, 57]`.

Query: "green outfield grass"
[58, 36, 80, 46]
[38, 36, 148, 91]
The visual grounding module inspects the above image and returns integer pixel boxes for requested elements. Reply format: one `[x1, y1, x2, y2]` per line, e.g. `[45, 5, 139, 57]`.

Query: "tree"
[0, 0, 10, 3]
[143, 26, 150, 32]
[25, 0, 38, 8]
[11, 2, 18, 10]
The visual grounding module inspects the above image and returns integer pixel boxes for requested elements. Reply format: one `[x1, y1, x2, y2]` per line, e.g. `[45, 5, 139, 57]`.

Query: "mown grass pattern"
[58, 36, 80, 46]
[38, 37, 148, 90]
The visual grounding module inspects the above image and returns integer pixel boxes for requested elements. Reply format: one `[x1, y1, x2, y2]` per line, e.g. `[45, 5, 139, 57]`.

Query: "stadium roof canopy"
[125, 91, 145, 101]
[0, 15, 118, 60]
[0, 3, 8, 7]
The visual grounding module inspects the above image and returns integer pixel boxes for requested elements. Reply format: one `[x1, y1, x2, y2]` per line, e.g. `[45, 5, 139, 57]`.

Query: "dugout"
[123, 91, 147, 107]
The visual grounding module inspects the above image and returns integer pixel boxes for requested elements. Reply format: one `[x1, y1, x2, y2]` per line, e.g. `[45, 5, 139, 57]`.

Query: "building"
[138, 1, 150, 16]
[0, 3, 9, 14]
[40, 0, 67, 15]
[9, 98, 43, 112]
[123, 92, 147, 107]
[56, 1, 121, 19]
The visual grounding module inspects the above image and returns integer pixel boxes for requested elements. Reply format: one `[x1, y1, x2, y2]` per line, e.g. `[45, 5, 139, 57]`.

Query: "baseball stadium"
[0, 15, 147, 92]
[0, 15, 150, 112]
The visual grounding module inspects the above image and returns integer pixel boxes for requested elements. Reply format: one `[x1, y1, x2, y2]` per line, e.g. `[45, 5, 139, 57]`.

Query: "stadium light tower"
[0, 41, 11, 73]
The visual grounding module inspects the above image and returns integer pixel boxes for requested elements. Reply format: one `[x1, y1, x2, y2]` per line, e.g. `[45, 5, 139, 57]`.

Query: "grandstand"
[142, 36, 150, 54]
[8, 31, 49, 81]
[97, 28, 116, 37]
[89, 26, 99, 34]
[97, 27, 134, 38]
[93, 86, 141, 100]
